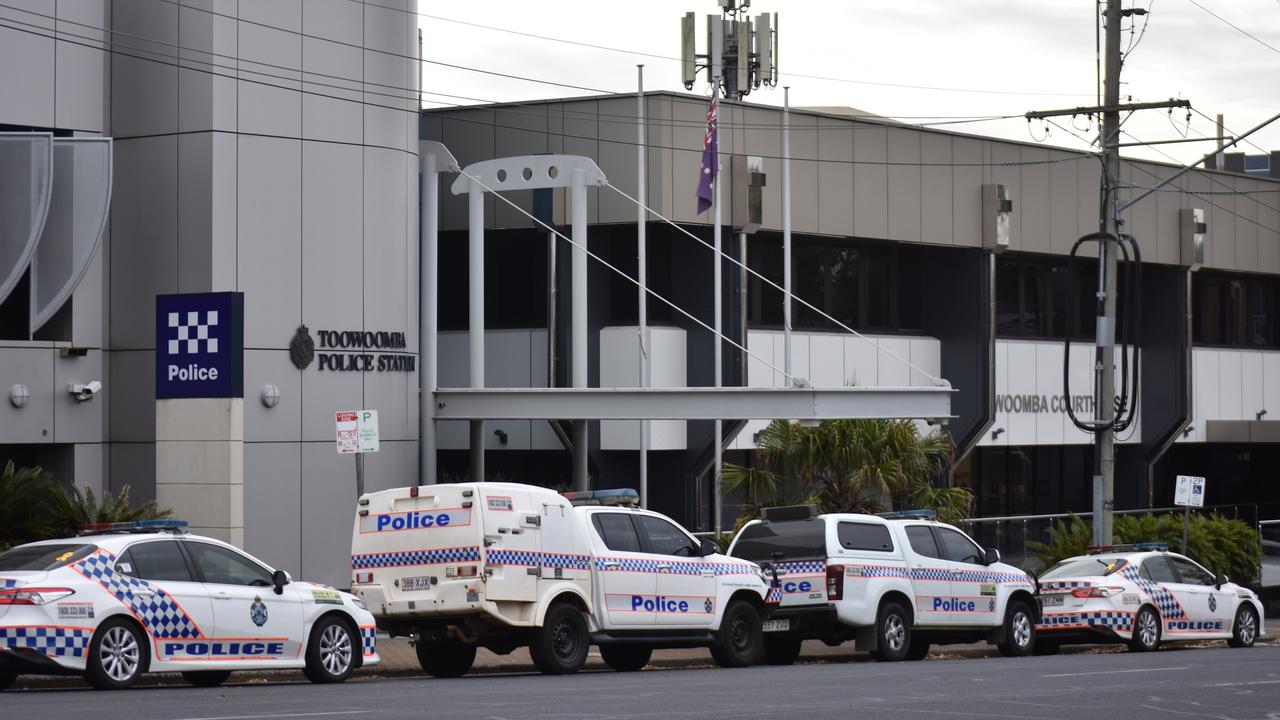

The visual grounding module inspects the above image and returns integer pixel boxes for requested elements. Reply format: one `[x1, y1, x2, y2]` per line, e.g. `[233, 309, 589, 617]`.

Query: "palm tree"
[723, 419, 972, 525]
[0, 462, 64, 550]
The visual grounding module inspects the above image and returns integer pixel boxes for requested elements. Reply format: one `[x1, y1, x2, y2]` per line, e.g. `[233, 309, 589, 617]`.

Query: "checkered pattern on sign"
[593, 557, 758, 576]
[167, 310, 218, 355]
[1120, 566, 1186, 619]
[0, 626, 92, 658]
[73, 551, 202, 639]
[359, 626, 377, 656]
[775, 561, 825, 575]
[486, 550, 591, 570]
[350, 546, 480, 570]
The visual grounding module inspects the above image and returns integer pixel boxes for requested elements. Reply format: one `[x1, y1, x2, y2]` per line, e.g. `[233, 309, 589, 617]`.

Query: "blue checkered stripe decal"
[857, 565, 910, 579]
[487, 549, 591, 570]
[359, 627, 377, 656]
[1038, 610, 1133, 630]
[0, 578, 16, 589]
[1120, 566, 1186, 619]
[775, 561, 825, 575]
[73, 551, 201, 639]
[351, 545, 481, 570]
[1041, 580, 1096, 590]
[0, 626, 92, 658]
[766, 587, 783, 603]
[594, 557, 757, 576]
[954, 569, 1028, 584]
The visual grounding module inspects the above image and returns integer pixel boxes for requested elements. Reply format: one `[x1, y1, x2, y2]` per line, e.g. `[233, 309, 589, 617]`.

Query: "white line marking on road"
[170, 711, 367, 720]
[1208, 680, 1280, 687]
[1040, 665, 1190, 678]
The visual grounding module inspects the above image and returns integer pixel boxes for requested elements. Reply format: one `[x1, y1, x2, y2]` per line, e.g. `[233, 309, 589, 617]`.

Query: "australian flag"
[695, 93, 719, 214]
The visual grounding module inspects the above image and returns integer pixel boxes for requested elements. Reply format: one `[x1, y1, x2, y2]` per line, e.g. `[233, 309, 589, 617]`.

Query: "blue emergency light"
[563, 489, 640, 507]
[878, 509, 938, 520]
[79, 519, 190, 535]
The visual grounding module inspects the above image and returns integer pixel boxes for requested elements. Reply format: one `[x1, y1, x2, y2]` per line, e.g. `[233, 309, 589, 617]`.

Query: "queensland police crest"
[290, 325, 315, 369]
[250, 596, 269, 627]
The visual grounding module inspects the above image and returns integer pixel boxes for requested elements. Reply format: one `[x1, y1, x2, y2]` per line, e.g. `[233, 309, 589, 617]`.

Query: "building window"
[996, 255, 1098, 340]
[1193, 272, 1275, 348]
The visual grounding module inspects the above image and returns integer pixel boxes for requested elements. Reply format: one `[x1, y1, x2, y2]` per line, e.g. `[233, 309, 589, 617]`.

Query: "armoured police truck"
[350, 482, 775, 676]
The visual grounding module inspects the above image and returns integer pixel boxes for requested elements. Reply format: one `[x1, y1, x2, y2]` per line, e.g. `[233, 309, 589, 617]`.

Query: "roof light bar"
[562, 489, 640, 507]
[78, 519, 189, 536]
[1087, 542, 1168, 554]
[878, 509, 938, 520]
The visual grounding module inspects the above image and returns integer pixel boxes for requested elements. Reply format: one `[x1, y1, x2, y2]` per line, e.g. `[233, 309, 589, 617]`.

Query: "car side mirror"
[983, 548, 1001, 565]
[699, 538, 718, 557]
[272, 569, 289, 595]
[1214, 573, 1228, 590]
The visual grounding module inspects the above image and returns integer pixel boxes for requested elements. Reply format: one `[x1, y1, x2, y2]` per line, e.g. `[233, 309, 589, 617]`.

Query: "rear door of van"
[477, 486, 544, 602]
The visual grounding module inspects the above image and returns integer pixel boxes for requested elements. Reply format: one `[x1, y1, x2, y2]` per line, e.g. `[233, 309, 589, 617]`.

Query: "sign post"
[337, 410, 379, 497]
[1173, 474, 1206, 553]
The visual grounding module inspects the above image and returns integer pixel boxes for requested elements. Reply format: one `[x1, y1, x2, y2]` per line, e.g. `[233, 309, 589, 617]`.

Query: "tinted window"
[836, 522, 894, 552]
[0, 544, 94, 571]
[184, 542, 272, 586]
[124, 541, 193, 582]
[905, 526, 942, 559]
[1168, 556, 1214, 586]
[1140, 556, 1178, 583]
[730, 520, 827, 562]
[1039, 557, 1128, 579]
[592, 513, 642, 553]
[938, 528, 984, 564]
[636, 515, 698, 557]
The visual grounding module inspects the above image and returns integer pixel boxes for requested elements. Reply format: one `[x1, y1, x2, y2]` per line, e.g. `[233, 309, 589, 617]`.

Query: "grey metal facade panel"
[110, 136, 178, 350]
[1049, 150, 1079, 255]
[108, 442, 156, 502]
[243, 350, 301, 443]
[243, 440, 302, 577]
[887, 127, 922, 244]
[302, 141, 364, 333]
[237, 23, 303, 139]
[177, 133, 214, 294]
[0, 346, 54, 443]
[110, 0, 178, 138]
[852, 123, 889, 239]
[73, 442, 107, 496]
[301, 367, 363, 442]
[0, 15, 55, 129]
[53, 0, 107, 133]
[300, 441, 356, 588]
[53, 349, 105, 444]
[1019, 147, 1051, 254]
[301, 38, 364, 145]
[362, 370, 412, 443]
[303, 0, 363, 45]
[70, 229, 106, 348]
[363, 146, 411, 348]
[951, 137, 984, 247]
[989, 143, 1022, 252]
[237, 135, 302, 350]
[921, 132, 954, 245]
[107, 350, 155, 443]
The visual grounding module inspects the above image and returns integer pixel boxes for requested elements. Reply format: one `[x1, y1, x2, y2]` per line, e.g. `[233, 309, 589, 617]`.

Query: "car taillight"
[826, 564, 844, 601]
[445, 565, 478, 578]
[0, 588, 75, 605]
[353, 572, 373, 584]
[1071, 586, 1124, 599]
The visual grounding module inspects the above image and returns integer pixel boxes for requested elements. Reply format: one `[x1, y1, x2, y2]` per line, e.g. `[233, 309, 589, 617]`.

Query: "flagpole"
[713, 75, 723, 539]
[637, 64, 649, 509]
[783, 86, 792, 384]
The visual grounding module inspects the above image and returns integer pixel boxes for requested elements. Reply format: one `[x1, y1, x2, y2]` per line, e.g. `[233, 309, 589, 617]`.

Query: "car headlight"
[350, 596, 368, 611]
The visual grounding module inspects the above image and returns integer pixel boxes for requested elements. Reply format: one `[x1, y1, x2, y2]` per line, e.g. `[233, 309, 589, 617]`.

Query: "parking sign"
[1174, 475, 1205, 508]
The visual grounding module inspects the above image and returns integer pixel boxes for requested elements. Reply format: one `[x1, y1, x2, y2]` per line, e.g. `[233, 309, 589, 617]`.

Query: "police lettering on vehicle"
[632, 595, 689, 613]
[162, 641, 286, 657]
[376, 511, 449, 531]
[782, 580, 813, 593]
[1166, 619, 1225, 632]
[933, 597, 977, 612]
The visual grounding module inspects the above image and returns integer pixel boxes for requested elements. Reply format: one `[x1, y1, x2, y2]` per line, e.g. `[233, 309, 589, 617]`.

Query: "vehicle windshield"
[730, 520, 826, 562]
[0, 543, 96, 572]
[1040, 556, 1128, 580]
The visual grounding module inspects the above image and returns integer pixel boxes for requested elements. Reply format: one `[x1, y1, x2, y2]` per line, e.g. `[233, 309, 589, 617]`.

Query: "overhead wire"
[1183, 0, 1280, 55]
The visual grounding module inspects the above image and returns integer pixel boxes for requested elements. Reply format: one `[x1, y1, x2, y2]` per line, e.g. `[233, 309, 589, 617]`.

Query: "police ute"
[349, 482, 775, 676]
[1035, 543, 1265, 654]
[0, 521, 378, 691]
[727, 506, 1038, 663]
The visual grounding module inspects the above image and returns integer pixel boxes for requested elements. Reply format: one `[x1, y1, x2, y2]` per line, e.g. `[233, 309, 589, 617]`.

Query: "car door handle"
[133, 589, 155, 598]
[656, 564, 673, 571]
[602, 561, 621, 569]
[952, 570, 965, 576]
[213, 591, 232, 601]
[702, 570, 716, 578]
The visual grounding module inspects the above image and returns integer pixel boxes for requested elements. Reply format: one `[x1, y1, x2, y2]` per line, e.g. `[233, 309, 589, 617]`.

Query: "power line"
[1183, 0, 1280, 55]
[1188, 107, 1271, 156]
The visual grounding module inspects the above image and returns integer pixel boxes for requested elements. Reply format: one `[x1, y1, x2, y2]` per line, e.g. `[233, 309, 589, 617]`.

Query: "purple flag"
[695, 93, 719, 214]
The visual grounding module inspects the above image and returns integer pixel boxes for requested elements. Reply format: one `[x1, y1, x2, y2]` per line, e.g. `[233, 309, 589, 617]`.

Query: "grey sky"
[418, 0, 1280, 166]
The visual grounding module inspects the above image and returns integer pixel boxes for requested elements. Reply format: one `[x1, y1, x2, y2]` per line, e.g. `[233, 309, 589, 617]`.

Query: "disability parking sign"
[155, 292, 244, 399]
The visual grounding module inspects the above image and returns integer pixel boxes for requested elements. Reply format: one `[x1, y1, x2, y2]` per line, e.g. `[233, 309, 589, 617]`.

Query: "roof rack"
[562, 488, 640, 507]
[78, 519, 190, 536]
[762, 504, 819, 522]
[1087, 542, 1168, 554]
[878, 509, 938, 521]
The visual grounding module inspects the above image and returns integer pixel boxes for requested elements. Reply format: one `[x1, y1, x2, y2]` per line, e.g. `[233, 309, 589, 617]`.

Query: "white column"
[637, 64, 649, 507]
[713, 76, 723, 537]
[572, 168, 589, 491]
[783, 86, 792, 382]
[420, 152, 437, 485]
[468, 180, 485, 482]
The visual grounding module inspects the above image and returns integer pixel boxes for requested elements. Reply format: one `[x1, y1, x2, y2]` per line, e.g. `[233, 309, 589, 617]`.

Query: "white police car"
[0, 521, 379, 690]
[1035, 543, 1266, 653]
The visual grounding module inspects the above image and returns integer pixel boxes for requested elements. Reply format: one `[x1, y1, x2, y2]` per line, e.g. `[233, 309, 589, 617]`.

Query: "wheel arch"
[1006, 589, 1038, 621]
[534, 585, 591, 626]
[92, 611, 153, 674]
[309, 609, 364, 668]
[878, 589, 915, 625]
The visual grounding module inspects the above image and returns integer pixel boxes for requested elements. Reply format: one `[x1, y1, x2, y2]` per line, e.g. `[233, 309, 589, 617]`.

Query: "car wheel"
[1032, 640, 1060, 656]
[529, 603, 589, 675]
[85, 618, 147, 690]
[182, 671, 232, 688]
[1229, 604, 1259, 648]
[905, 638, 931, 661]
[710, 600, 764, 668]
[304, 616, 356, 683]
[0, 669, 17, 691]
[1128, 606, 1161, 653]
[415, 636, 477, 678]
[599, 644, 652, 671]
[871, 601, 911, 662]
[763, 636, 802, 666]
[997, 601, 1036, 657]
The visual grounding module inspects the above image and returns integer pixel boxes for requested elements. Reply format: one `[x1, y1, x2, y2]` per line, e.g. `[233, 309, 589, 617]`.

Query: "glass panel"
[592, 513, 642, 553]
[1021, 263, 1042, 335]
[905, 526, 942, 559]
[747, 235, 782, 327]
[1247, 280, 1272, 347]
[836, 522, 894, 552]
[937, 528, 984, 565]
[828, 245, 859, 329]
[125, 541, 194, 582]
[861, 248, 892, 330]
[730, 520, 826, 561]
[1140, 556, 1178, 583]
[184, 541, 273, 587]
[995, 259, 1021, 336]
[0, 133, 53, 307]
[1168, 556, 1214, 586]
[0, 543, 93, 571]
[792, 243, 827, 328]
[636, 515, 699, 557]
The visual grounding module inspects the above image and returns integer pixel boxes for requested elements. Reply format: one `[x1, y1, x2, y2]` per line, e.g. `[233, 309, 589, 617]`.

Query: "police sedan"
[0, 521, 378, 690]
[1035, 543, 1264, 654]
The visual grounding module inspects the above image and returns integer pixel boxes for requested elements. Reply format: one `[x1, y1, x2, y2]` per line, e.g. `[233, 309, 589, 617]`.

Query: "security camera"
[69, 380, 102, 402]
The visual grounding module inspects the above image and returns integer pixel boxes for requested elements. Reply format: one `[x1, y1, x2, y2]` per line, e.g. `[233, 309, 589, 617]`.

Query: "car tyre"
[997, 600, 1036, 657]
[304, 616, 356, 683]
[1128, 606, 1161, 653]
[871, 601, 912, 662]
[599, 644, 652, 672]
[905, 638, 930, 661]
[529, 602, 589, 675]
[710, 600, 764, 668]
[415, 637, 477, 678]
[182, 671, 232, 688]
[1229, 604, 1259, 648]
[763, 636, 802, 666]
[0, 669, 16, 691]
[85, 617, 147, 690]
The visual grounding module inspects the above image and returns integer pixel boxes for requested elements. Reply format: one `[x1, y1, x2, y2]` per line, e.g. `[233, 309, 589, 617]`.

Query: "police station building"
[3, 5, 1280, 589]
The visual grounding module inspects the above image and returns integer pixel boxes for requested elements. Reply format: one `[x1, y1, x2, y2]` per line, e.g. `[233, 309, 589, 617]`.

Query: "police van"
[350, 482, 775, 676]
[727, 506, 1037, 663]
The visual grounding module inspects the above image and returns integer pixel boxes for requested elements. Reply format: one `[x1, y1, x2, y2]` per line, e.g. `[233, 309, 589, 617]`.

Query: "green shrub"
[55, 483, 171, 535]
[1029, 512, 1261, 585]
[0, 462, 65, 550]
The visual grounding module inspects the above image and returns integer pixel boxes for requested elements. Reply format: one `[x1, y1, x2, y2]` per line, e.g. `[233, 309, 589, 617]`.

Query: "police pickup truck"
[727, 506, 1037, 663]
[350, 483, 775, 676]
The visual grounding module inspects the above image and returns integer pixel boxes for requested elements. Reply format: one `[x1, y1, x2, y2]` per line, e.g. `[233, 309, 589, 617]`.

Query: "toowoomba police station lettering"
[315, 329, 416, 372]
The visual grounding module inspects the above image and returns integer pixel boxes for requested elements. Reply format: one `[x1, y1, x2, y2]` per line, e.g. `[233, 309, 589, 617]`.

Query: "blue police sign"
[155, 292, 244, 399]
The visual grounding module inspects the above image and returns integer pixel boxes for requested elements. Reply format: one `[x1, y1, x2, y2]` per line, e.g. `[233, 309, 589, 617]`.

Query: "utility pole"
[1097, 0, 1122, 546]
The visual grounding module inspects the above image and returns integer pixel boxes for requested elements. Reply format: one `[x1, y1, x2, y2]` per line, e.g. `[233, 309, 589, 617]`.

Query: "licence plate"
[1041, 594, 1064, 607]
[400, 576, 433, 592]
[762, 619, 791, 633]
